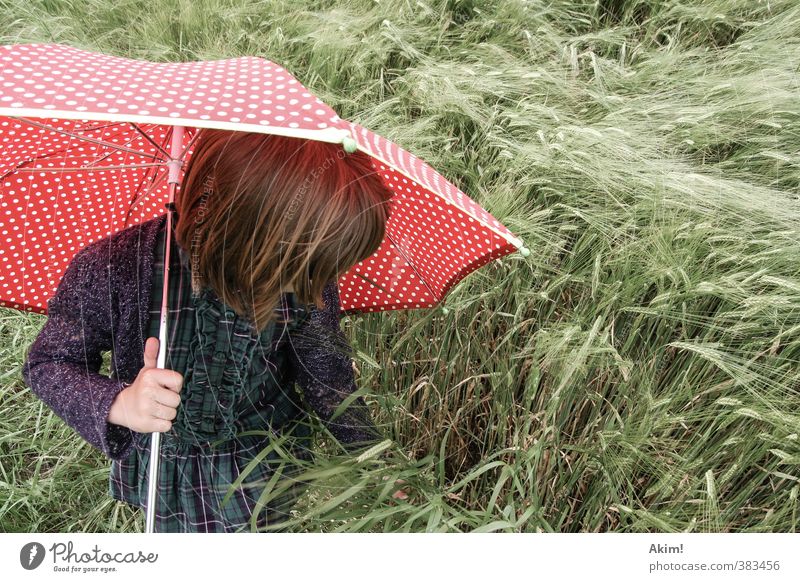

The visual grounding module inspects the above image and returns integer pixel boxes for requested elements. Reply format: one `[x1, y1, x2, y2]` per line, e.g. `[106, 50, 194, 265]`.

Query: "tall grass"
[1, 0, 798, 532]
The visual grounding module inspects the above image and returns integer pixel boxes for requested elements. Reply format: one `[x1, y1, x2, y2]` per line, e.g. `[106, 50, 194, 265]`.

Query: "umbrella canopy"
[0, 42, 527, 317]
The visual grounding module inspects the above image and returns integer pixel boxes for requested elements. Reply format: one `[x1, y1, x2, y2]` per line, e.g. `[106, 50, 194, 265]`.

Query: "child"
[22, 128, 394, 532]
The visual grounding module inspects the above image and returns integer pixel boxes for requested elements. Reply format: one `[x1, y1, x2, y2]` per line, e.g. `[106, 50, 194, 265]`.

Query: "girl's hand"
[107, 337, 184, 433]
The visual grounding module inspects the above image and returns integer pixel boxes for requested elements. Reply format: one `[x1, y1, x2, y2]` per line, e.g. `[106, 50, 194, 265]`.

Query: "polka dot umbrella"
[0, 42, 528, 531]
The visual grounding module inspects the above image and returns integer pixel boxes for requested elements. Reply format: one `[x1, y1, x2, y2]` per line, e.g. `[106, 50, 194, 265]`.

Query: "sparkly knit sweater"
[21, 213, 382, 461]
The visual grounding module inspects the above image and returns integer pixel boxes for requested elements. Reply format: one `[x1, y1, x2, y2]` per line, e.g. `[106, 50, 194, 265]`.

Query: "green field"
[1, 0, 798, 532]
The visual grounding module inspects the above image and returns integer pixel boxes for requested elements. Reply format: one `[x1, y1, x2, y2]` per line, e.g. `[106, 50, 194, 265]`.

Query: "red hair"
[174, 129, 393, 332]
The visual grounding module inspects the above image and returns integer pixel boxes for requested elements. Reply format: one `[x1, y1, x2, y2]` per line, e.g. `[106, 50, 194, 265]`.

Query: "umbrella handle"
[145, 126, 184, 534]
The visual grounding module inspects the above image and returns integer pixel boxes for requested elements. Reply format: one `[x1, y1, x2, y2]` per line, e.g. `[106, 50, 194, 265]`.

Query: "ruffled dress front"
[109, 217, 315, 532]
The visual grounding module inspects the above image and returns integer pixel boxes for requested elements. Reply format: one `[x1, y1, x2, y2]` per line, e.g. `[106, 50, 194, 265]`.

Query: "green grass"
[1, 0, 799, 532]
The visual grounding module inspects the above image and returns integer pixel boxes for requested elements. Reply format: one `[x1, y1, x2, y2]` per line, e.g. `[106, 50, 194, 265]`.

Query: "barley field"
[1, 0, 798, 533]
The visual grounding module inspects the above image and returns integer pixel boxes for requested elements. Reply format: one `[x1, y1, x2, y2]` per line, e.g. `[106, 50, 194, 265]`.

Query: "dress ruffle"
[170, 265, 312, 445]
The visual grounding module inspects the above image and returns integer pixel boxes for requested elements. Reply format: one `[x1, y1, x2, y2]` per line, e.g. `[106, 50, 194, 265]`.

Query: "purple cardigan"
[22, 213, 381, 461]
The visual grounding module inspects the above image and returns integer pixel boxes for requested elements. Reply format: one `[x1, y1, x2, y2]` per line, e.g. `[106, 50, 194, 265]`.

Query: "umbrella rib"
[383, 230, 438, 303]
[352, 272, 402, 302]
[11, 116, 167, 160]
[119, 167, 169, 228]
[14, 163, 165, 172]
[1, 147, 111, 177]
[129, 166, 169, 209]
[27, 121, 161, 169]
[177, 127, 201, 161]
[130, 122, 172, 159]
[84, 148, 120, 167]
[81, 121, 161, 166]
[0, 124, 154, 178]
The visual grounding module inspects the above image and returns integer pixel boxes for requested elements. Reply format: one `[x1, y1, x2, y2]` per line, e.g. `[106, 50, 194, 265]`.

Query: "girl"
[22, 128, 394, 532]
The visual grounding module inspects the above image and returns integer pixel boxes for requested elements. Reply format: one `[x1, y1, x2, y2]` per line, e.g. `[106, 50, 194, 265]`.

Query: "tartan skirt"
[110, 422, 314, 533]
[109, 213, 316, 532]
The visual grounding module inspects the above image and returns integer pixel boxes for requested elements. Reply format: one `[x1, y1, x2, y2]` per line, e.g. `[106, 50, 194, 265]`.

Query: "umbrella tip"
[342, 136, 357, 153]
[519, 245, 531, 257]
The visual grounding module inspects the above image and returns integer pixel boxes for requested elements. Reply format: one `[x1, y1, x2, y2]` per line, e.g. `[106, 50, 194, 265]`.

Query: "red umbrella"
[0, 42, 528, 531]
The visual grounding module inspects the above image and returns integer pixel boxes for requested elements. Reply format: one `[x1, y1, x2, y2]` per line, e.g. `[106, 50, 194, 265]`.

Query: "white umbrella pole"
[145, 125, 185, 533]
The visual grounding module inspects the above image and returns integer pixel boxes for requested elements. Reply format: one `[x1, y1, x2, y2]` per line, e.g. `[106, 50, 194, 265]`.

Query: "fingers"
[150, 401, 178, 422]
[159, 370, 184, 393]
[153, 387, 181, 409]
[144, 401, 176, 433]
[141, 367, 183, 393]
[151, 419, 173, 433]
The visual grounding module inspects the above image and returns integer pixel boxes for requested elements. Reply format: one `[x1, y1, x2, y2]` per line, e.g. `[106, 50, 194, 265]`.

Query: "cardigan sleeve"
[287, 281, 382, 453]
[21, 238, 135, 462]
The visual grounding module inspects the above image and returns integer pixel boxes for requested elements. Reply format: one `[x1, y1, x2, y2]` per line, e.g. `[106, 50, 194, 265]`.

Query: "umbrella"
[0, 42, 528, 532]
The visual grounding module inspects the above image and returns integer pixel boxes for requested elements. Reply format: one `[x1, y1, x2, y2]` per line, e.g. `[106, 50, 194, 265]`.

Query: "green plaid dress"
[109, 216, 316, 532]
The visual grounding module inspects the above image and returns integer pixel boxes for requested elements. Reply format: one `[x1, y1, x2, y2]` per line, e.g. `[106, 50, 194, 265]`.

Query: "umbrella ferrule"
[166, 126, 185, 185]
[166, 158, 183, 184]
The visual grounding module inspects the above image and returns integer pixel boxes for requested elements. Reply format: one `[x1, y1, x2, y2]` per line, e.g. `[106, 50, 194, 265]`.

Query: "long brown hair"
[174, 128, 393, 334]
